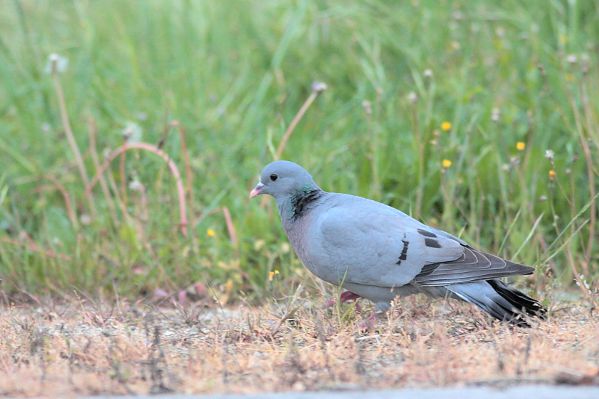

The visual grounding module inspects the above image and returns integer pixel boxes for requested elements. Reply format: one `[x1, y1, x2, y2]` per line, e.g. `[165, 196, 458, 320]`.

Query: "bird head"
[250, 160, 319, 201]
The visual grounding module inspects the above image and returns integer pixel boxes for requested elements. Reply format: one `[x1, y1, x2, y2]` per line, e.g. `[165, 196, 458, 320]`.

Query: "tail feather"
[446, 280, 546, 327]
[487, 279, 546, 319]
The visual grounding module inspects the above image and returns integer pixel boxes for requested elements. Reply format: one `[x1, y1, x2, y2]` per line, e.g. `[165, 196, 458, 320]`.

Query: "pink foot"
[340, 291, 361, 303]
[325, 291, 362, 308]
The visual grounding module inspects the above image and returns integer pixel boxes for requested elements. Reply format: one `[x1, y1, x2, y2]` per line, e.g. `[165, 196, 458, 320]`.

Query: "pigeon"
[250, 160, 546, 326]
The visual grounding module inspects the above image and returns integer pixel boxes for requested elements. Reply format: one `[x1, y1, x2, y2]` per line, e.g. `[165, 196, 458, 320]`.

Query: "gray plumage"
[250, 160, 546, 326]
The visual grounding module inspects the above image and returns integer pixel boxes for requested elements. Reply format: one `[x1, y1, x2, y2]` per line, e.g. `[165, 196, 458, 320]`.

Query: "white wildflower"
[122, 122, 143, 143]
[311, 81, 328, 93]
[80, 214, 91, 225]
[44, 53, 69, 74]
[129, 179, 144, 192]
[491, 107, 501, 122]
[566, 54, 577, 64]
[544, 149, 555, 160]
[407, 91, 418, 103]
[423, 69, 433, 78]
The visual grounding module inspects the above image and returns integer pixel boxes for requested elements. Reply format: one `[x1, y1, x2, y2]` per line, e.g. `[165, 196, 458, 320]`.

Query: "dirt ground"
[0, 296, 597, 397]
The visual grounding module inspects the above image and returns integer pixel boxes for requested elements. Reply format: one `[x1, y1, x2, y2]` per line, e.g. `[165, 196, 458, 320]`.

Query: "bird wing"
[308, 195, 464, 288]
[411, 247, 534, 286]
[306, 194, 533, 288]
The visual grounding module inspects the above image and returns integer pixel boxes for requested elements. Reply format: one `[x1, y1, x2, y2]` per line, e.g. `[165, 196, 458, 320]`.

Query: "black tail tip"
[487, 279, 547, 327]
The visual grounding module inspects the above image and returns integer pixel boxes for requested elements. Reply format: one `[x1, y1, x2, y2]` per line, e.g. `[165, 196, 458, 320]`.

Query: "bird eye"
[269, 174, 278, 181]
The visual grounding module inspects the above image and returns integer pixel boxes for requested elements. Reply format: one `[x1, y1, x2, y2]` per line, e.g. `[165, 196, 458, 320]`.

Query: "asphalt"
[91, 385, 599, 399]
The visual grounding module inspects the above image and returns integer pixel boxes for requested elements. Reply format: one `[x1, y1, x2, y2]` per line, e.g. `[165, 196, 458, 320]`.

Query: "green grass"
[0, 0, 597, 303]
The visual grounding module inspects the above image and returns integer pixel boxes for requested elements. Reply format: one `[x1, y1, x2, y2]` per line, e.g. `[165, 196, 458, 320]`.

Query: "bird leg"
[324, 290, 362, 309]
[340, 290, 361, 303]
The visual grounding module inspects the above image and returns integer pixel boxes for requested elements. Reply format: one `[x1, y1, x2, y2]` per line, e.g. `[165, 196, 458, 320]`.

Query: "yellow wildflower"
[516, 141, 526, 151]
[441, 121, 452, 132]
[207, 228, 216, 237]
[268, 270, 280, 281]
[548, 169, 556, 180]
[442, 159, 452, 169]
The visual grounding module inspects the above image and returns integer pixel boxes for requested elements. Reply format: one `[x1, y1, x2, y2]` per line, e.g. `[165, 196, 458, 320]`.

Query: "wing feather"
[412, 247, 534, 286]
[301, 193, 531, 290]
[309, 198, 464, 288]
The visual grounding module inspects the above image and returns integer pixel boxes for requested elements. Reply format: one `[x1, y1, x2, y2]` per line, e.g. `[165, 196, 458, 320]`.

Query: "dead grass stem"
[86, 142, 188, 237]
[0, 297, 596, 397]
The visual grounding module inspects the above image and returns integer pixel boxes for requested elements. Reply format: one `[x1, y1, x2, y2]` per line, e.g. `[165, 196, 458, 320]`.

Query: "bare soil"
[0, 296, 597, 397]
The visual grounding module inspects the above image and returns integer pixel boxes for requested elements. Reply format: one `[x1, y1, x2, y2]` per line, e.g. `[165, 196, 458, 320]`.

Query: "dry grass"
[0, 296, 597, 397]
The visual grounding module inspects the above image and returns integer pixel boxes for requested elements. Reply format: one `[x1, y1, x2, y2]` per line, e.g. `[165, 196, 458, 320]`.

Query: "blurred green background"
[0, 0, 597, 303]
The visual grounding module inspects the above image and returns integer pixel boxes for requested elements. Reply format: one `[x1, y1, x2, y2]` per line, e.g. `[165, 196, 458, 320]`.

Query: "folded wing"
[412, 247, 534, 286]
[313, 198, 464, 287]
[312, 194, 533, 289]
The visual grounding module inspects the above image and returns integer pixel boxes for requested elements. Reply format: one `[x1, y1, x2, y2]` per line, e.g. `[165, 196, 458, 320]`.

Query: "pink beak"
[249, 182, 265, 198]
